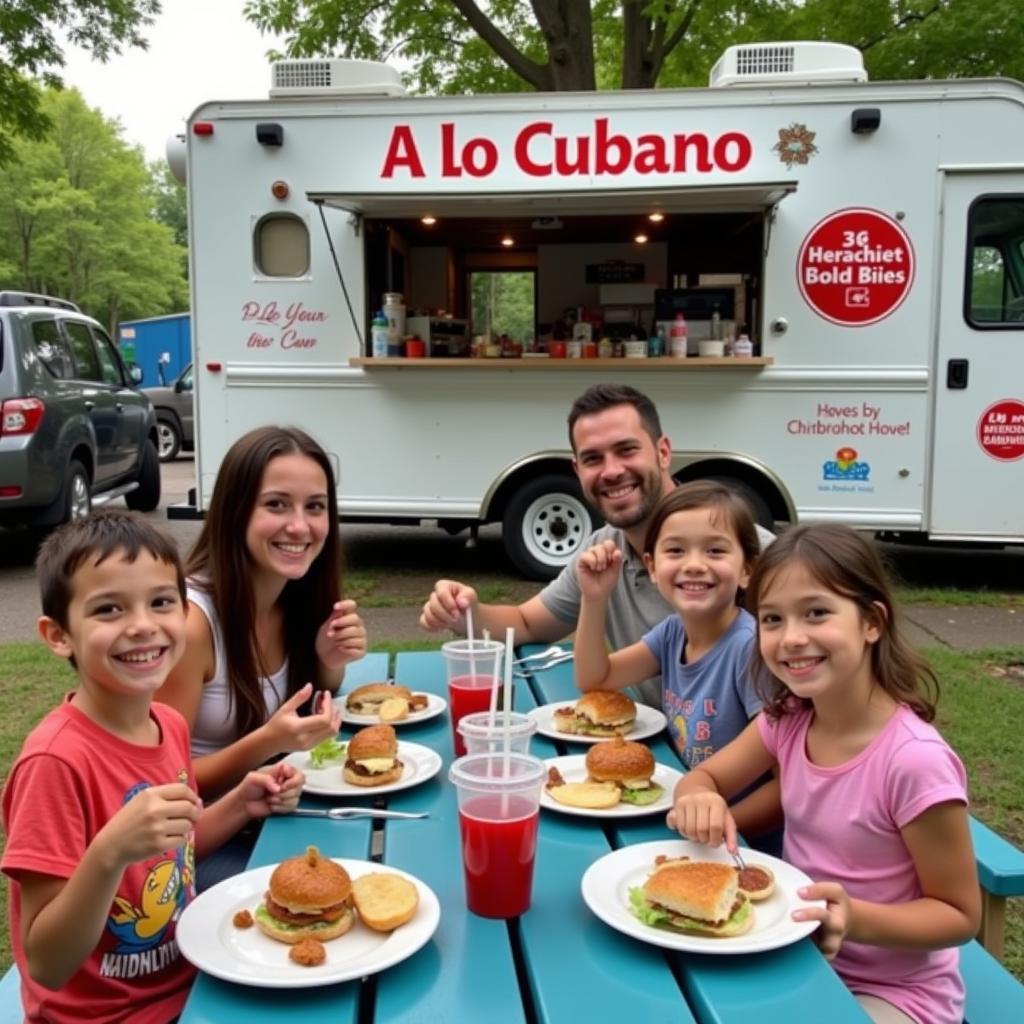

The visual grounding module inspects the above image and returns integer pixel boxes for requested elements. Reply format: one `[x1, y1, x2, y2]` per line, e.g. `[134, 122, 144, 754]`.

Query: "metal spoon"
[290, 807, 428, 821]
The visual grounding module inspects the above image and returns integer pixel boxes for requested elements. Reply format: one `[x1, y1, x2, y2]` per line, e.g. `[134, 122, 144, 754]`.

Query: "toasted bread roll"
[352, 873, 419, 931]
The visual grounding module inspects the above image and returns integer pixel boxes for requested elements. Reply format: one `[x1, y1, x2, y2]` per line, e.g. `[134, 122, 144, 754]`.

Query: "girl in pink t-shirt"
[670, 524, 980, 1024]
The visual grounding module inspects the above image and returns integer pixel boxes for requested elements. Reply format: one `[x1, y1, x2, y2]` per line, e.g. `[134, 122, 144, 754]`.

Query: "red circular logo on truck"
[977, 399, 1024, 462]
[797, 208, 915, 326]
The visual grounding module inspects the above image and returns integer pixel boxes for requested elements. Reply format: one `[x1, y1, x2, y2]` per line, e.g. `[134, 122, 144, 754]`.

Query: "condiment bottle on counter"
[370, 311, 389, 358]
[733, 333, 753, 358]
[711, 306, 722, 340]
[669, 312, 689, 357]
[598, 336, 613, 358]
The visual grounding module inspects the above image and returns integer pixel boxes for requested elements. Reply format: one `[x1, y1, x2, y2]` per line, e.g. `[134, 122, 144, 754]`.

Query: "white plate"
[581, 839, 823, 955]
[177, 858, 440, 988]
[284, 742, 442, 797]
[539, 755, 682, 818]
[529, 700, 667, 744]
[334, 691, 447, 727]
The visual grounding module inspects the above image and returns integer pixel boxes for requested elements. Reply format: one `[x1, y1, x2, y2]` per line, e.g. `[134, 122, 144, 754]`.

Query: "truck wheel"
[705, 475, 774, 532]
[156, 416, 181, 462]
[126, 440, 161, 511]
[502, 474, 595, 581]
[62, 461, 92, 524]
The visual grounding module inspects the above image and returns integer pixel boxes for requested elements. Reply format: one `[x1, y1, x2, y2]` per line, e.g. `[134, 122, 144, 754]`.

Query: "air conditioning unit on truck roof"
[270, 58, 406, 99]
[710, 41, 867, 87]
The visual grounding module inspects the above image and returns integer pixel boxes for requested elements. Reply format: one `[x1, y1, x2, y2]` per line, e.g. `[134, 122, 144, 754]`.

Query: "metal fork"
[512, 651, 574, 677]
[511, 646, 567, 666]
[730, 847, 748, 872]
[289, 807, 428, 821]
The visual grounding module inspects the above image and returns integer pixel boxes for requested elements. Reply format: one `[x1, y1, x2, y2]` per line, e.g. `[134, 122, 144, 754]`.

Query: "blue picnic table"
[179, 647, 869, 1024]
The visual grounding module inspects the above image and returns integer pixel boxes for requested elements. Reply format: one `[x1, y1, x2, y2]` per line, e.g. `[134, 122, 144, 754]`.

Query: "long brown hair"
[187, 426, 343, 735]
[746, 524, 938, 721]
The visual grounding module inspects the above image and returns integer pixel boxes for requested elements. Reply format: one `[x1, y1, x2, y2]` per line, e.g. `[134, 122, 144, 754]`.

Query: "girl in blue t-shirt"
[576, 480, 776, 836]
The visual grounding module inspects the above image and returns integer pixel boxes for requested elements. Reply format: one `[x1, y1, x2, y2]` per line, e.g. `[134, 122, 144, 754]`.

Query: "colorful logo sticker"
[823, 446, 871, 481]
[977, 399, 1024, 462]
[797, 208, 915, 326]
[774, 123, 819, 168]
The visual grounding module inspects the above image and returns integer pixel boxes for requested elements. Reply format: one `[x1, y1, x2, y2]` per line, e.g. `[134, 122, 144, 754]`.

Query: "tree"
[0, 87, 188, 332]
[0, 0, 159, 164]
[151, 161, 188, 249]
[243, 0, 1024, 95]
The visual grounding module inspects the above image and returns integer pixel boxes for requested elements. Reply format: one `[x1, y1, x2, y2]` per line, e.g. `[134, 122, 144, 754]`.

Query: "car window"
[93, 329, 125, 386]
[64, 321, 102, 381]
[181, 365, 193, 391]
[31, 319, 75, 379]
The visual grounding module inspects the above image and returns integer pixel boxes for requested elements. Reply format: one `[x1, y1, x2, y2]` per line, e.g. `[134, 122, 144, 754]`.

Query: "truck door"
[930, 173, 1024, 540]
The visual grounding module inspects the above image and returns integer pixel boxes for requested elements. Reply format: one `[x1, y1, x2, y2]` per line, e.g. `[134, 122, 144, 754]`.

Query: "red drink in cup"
[449, 752, 546, 919]
[448, 675, 495, 756]
[442, 639, 505, 757]
[458, 794, 539, 917]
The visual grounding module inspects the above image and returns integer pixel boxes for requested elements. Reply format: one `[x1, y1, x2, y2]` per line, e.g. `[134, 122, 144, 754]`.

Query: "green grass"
[0, 642, 1021, 983]
[895, 586, 1024, 607]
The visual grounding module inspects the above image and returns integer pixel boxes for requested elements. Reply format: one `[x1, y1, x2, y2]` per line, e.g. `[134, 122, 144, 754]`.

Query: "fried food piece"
[233, 908, 254, 929]
[546, 766, 567, 789]
[288, 937, 327, 966]
[409, 693, 429, 711]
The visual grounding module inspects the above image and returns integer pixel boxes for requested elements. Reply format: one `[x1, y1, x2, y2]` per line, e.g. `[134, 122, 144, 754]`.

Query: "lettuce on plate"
[309, 738, 347, 768]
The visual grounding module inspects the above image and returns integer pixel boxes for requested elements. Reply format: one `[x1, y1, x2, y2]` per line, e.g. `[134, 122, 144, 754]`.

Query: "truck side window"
[255, 213, 310, 276]
[966, 196, 1024, 327]
[64, 321, 102, 381]
[31, 320, 73, 379]
[93, 331, 125, 386]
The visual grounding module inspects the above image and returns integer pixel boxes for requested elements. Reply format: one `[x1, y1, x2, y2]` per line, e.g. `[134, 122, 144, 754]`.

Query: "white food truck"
[168, 41, 1024, 579]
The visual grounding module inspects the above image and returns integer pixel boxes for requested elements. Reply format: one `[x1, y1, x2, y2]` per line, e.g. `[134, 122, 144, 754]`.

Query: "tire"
[61, 460, 92, 525]
[126, 439, 161, 511]
[156, 416, 181, 462]
[705, 475, 774, 532]
[502, 474, 596, 581]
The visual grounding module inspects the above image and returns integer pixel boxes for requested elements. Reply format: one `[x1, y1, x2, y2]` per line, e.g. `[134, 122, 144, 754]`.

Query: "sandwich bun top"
[347, 683, 413, 707]
[643, 860, 739, 923]
[348, 724, 398, 761]
[585, 738, 654, 783]
[576, 691, 636, 726]
[268, 846, 352, 915]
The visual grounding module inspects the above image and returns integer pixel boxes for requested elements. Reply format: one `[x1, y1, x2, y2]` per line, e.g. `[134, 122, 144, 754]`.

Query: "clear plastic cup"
[448, 752, 546, 918]
[442, 639, 506, 757]
[457, 711, 537, 756]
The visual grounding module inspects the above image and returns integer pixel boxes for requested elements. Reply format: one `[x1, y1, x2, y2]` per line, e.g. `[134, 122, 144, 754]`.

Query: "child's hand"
[98, 783, 201, 866]
[420, 580, 477, 632]
[316, 599, 367, 671]
[263, 683, 342, 754]
[792, 881, 851, 960]
[667, 791, 737, 850]
[240, 762, 305, 818]
[577, 540, 623, 602]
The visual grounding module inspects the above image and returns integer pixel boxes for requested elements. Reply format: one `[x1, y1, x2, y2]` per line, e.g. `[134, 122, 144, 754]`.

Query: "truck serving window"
[965, 196, 1024, 328]
[254, 213, 310, 277]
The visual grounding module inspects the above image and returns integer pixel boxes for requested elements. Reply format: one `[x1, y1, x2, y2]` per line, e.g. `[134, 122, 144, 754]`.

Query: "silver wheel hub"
[70, 474, 90, 521]
[520, 491, 591, 568]
[157, 422, 176, 458]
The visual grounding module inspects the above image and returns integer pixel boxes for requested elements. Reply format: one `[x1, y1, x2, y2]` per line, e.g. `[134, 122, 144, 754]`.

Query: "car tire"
[502, 474, 596, 581]
[126, 440, 161, 511]
[61, 460, 92, 524]
[156, 416, 181, 462]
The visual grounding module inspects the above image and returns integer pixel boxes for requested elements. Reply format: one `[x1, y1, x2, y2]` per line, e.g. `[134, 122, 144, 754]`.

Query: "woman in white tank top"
[155, 426, 367, 800]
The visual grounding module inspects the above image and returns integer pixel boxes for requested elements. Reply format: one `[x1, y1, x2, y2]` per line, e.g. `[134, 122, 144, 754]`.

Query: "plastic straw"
[487, 650, 501, 730]
[465, 605, 477, 681]
[503, 627, 515, 783]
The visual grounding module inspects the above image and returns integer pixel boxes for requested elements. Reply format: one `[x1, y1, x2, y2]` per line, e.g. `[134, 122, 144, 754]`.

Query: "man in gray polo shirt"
[420, 383, 773, 707]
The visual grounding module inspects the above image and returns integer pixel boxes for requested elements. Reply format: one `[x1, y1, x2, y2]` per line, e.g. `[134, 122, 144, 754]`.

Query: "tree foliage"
[243, 0, 1024, 94]
[0, 87, 188, 332]
[0, 0, 159, 164]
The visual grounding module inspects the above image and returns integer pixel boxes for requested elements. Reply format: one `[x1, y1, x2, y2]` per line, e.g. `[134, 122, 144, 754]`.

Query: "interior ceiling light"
[648, 212, 665, 222]
[501, 236, 514, 247]
[421, 215, 437, 225]
[634, 233, 648, 244]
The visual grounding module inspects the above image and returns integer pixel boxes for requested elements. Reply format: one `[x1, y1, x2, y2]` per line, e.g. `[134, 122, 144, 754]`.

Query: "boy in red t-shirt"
[2, 510, 305, 1024]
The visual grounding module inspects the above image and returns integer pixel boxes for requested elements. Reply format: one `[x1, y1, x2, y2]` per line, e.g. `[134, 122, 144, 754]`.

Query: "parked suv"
[0, 291, 161, 528]
[143, 363, 194, 461]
